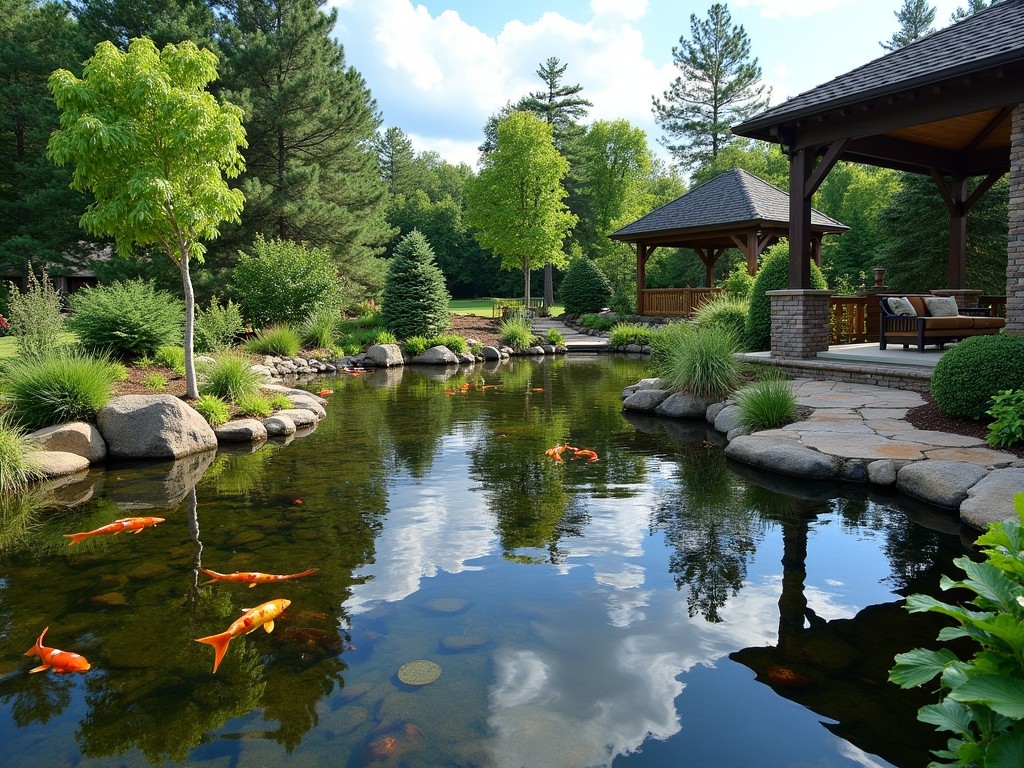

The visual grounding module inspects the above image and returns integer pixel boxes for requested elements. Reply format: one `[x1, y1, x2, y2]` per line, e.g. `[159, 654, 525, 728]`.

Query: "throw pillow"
[925, 296, 959, 317]
[887, 296, 916, 316]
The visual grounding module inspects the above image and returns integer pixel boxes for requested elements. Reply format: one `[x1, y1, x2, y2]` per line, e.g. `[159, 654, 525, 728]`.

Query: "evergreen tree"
[950, 0, 1000, 21]
[652, 3, 768, 172]
[374, 126, 422, 198]
[216, 0, 391, 265]
[71, 0, 218, 52]
[880, 0, 936, 50]
[380, 230, 450, 340]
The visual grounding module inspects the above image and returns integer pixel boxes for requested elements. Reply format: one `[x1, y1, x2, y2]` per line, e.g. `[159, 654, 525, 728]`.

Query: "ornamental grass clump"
[545, 328, 564, 346]
[236, 393, 271, 418]
[6, 265, 66, 359]
[154, 345, 186, 375]
[693, 294, 750, 347]
[735, 375, 796, 431]
[0, 414, 45, 495]
[193, 394, 229, 427]
[652, 321, 740, 400]
[300, 309, 338, 350]
[200, 354, 261, 403]
[608, 323, 655, 347]
[244, 325, 302, 357]
[498, 316, 536, 351]
[428, 333, 467, 354]
[1, 349, 115, 429]
[402, 336, 429, 357]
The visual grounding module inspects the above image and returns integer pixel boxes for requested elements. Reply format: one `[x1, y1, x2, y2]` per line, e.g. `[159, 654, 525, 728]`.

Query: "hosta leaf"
[948, 675, 1024, 719]
[917, 700, 973, 736]
[949, 558, 1017, 612]
[973, 613, 1024, 649]
[907, 592, 988, 623]
[986, 730, 1024, 768]
[890, 648, 958, 688]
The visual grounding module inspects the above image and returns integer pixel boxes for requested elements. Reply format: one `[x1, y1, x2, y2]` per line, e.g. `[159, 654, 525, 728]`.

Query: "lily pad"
[397, 659, 441, 686]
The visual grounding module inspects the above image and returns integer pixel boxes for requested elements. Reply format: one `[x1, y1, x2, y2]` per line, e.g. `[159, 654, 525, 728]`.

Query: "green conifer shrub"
[559, 257, 612, 316]
[380, 230, 451, 339]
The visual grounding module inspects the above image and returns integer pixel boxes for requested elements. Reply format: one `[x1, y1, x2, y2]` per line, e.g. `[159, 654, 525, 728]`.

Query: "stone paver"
[530, 317, 610, 352]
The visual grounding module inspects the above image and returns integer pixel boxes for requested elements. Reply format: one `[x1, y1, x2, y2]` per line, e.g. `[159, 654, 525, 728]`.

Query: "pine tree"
[652, 3, 768, 173]
[374, 126, 424, 198]
[71, 0, 218, 53]
[216, 0, 391, 266]
[380, 230, 450, 340]
[880, 0, 936, 51]
[950, 0, 1000, 21]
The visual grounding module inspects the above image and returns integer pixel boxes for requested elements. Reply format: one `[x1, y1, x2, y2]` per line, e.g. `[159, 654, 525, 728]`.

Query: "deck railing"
[638, 288, 722, 317]
[829, 296, 870, 344]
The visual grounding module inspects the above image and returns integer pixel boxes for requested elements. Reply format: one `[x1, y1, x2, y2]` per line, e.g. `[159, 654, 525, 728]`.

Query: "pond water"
[0, 355, 968, 768]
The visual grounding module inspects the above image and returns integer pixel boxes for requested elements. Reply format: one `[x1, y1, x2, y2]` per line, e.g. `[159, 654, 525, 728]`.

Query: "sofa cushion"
[925, 295, 959, 317]
[887, 296, 916, 316]
[970, 316, 1006, 330]
[921, 316, 975, 330]
[908, 296, 930, 316]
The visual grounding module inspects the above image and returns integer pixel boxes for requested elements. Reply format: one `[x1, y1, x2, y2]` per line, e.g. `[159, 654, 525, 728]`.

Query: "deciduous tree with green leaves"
[47, 37, 246, 398]
[465, 112, 576, 308]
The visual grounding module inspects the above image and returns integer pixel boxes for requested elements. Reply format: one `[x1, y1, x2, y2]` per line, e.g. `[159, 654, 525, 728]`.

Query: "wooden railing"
[829, 296, 869, 344]
[639, 288, 722, 317]
[490, 297, 546, 318]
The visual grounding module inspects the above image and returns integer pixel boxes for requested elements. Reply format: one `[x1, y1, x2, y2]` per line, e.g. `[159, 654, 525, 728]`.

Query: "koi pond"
[0, 355, 967, 767]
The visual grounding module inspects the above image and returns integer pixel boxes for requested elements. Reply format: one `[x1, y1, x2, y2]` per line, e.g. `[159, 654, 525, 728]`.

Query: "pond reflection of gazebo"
[609, 168, 847, 317]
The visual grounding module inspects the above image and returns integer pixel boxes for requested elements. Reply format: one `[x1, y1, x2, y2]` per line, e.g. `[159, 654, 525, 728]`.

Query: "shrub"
[195, 297, 244, 353]
[143, 373, 167, 391]
[402, 336, 429, 357]
[987, 389, 1024, 448]
[652, 321, 740, 399]
[300, 309, 338, 350]
[245, 325, 302, 357]
[498, 316, 537, 351]
[200, 354, 262, 403]
[736, 375, 796, 431]
[380, 230, 451, 339]
[608, 323, 655, 347]
[579, 313, 617, 331]
[194, 394, 229, 427]
[267, 393, 292, 411]
[721, 263, 755, 299]
[744, 242, 827, 351]
[890, 496, 1024, 767]
[68, 279, 184, 358]
[429, 333, 467, 354]
[375, 330, 397, 345]
[0, 414, 45, 495]
[931, 334, 1024, 420]
[545, 328, 565, 346]
[693, 294, 750, 347]
[7, 265, 66, 359]
[560, 257, 612, 316]
[232, 236, 342, 327]
[1, 349, 115, 429]
[108, 361, 129, 381]
[236, 393, 271, 418]
[154, 345, 186, 375]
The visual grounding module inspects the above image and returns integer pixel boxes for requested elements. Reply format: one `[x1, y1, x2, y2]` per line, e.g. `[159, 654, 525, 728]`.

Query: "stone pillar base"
[767, 289, 833, 359]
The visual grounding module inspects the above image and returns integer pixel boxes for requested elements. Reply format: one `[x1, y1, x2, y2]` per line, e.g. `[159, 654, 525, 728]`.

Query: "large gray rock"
[97, 395, 217, 459]
[287, 395, 327, 419]
[897, 460, 989, 509]
[725, 436, 839, 479]
[959, 468, 1024, 530]
[622, 378, 663, 399]
[36, 450, 91, 478]
[214, 418, 269, 444]
[412, 345, 460, 365]
[261, 384, 327, 405]
[867, 459, 898, 486]
[264, 414, 297, 436]
[714, 404, 744, 434]
[365, 343, 405, 368]
[273, 408, 318, 429]
[622, 389, 669, 412]
[28, 422, 106, 464]
[481, 345, 501, 361]
[655, 392, 718, 419]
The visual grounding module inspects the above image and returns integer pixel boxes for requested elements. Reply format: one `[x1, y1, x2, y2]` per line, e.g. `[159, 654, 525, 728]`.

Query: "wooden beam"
[964, 169, 1006, 211]
[948, 176, 968, 289]
[806, 139, 850, 197]
[962, 105, 1014, 153]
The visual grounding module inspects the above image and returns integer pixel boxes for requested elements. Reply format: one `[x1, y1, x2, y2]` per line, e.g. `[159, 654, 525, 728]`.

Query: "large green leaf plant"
[890, 493, 1024, 767]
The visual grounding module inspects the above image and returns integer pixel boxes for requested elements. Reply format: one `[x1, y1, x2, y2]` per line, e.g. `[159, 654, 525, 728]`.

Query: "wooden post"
[788, 148, 813, 289]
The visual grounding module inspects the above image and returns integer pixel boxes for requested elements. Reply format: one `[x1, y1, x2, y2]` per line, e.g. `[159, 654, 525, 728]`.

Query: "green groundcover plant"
[890, 493, 1024, 767]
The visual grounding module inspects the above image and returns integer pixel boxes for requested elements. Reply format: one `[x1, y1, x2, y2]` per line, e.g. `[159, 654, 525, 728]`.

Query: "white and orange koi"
[64, 516, 165, 546]
[199, 567, 319, 588]
[572, 449, 599, 462]
[544, 444, 575, 462]
[195, 598, 291, 673]
[24, 627, 90, 674]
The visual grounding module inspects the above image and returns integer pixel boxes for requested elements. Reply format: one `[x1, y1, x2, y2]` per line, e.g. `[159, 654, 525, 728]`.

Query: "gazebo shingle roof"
[610, 168, 846, 240]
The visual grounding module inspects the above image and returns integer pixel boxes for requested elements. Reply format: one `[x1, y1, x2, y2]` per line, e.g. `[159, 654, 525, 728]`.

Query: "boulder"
[97, 395, 217, 459]
[28, 422, 106, 464]
[264, 414, 297, 437]
[214, 418, 269, 444]
[622, 389, 669, 412]
[36, 450, 91, 478]
[250, 364, 275, 380]
[959, 468, 1024, 530]
[262, 384, 327, 405]
[705, 401, 728, 425]
[714, 405, 744, 434]
[867, 459, 898, 486]
[655, 392, 718, 419]
[481, 346, 501, 361]
[896, 460, 989, 509]
[725, 436, 839, 479]
[273, 408, 318, 429]
[287, 395, 327, 419]
[412, 345, 459, 365]
[365, 343, 404, 368]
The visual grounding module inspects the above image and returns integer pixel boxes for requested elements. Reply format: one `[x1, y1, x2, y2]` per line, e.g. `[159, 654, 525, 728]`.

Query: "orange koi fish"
[25, 627, 90, 674]
[317, 389, 334, 397]
[531, 387, 545, 392]
[199, 567, 319, 588]
[544, 444, 573, 462]
[195, 598, 291, 673]
[64, 516, 165, 546]
[572, 449, 599, 462]
[478, 384, 501, 390]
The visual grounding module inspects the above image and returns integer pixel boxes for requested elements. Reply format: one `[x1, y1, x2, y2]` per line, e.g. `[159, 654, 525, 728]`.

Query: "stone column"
[767, 289, 833, 359]
[1007, 103, 1024, 335]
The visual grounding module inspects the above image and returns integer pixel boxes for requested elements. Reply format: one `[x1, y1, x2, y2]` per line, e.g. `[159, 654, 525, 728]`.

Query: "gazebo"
[732, 0, 1024, 358]
[609, 168, 847, 317]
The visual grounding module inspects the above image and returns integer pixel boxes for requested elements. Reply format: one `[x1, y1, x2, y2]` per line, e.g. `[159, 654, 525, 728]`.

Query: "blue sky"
[330, 0, 967, 167]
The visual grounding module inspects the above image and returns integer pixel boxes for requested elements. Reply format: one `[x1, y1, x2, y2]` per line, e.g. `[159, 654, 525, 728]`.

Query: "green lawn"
[0, 333, 79, 361]
[449, 298, 564, 317]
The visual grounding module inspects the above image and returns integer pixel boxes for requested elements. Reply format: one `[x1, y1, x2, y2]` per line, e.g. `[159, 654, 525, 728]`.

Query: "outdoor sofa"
[879, 294, 1004, 351]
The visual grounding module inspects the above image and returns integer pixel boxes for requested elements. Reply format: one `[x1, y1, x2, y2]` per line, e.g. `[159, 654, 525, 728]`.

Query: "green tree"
[465, 112, 576, 308]
[950, 0, 1001, 21]
[216, 0, 391, 264]
[745, 241, 827, 351]
[880, 0, 936, 50]
[380, 229, 450, 339]
[48, 37, 246, 398]
[374, 125, 424, 198]
[652, 3, 769, 172]
[71, 0, 218, 52]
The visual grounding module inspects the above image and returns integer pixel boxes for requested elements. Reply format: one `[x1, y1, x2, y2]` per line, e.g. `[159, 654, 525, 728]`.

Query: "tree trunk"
[180, 257, 199, 399]
[523, 259, 531, 309]
[544, 261, 553, 310]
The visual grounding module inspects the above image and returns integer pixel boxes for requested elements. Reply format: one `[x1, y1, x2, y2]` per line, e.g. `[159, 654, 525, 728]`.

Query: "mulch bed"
[905, 393, 1024, 460]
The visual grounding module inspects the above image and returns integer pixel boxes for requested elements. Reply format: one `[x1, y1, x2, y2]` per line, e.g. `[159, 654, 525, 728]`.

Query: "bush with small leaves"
[200, 354, 262, 403]
[375, 330, 398, 345]
[267, 393, 293, 411]
[245, 325, 302, 357]
[381, 230, 451, 339]
[745, 242, 827, 352]
[579, 313, 617, 331]
[7, 265, 66, 359]
[931, 333, 1024, 420]
[986, 389, 1024, 448]
[402, 336, 429, 357]
[428, 333, 467, 354]
[195, 297, 244, 353]
[143, 373, 167, 391]
[2, 349, 115, 429]
[194, 395, 229, 427]
[608, 323, 655, 347]
[721, 263, 755, 299]
[559, 257, 613, 316]
[545, 328, 564, 346]
[154, 345, 186, 375]
[68, 279, 184, 358]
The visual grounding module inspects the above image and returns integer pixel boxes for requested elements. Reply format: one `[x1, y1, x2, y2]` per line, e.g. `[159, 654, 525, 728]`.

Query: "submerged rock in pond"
[397, 659, 441, 686]
[440, 635, 489, 652]
[281, 626, 343, 664]
[91, 591, 127, 606]
[426, 597, 468, 614]
[328, 705, 368, 736]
